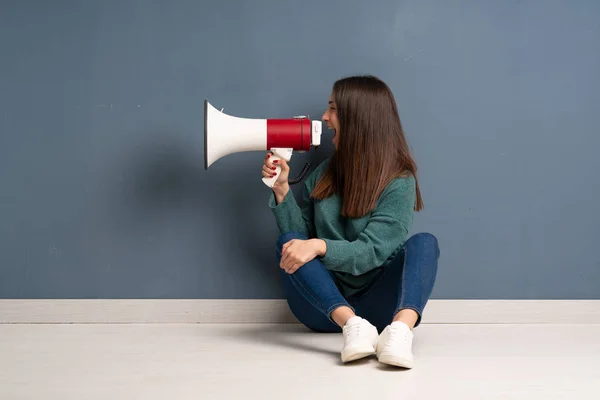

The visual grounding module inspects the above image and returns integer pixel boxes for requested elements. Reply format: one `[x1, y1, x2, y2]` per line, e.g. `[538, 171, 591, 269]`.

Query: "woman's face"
[322, 93, 340, 149]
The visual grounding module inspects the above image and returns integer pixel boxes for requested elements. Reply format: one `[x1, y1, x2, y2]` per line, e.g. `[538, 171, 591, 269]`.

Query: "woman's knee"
[406, 232, 440, 257]
[276, 231, 308, 252]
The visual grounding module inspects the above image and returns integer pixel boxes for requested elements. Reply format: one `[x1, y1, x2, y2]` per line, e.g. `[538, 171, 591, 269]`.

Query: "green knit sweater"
[269, 159, 416, 298]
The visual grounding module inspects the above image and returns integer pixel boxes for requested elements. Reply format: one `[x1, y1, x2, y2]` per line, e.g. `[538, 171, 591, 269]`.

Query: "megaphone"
[204, 100, 322, 187]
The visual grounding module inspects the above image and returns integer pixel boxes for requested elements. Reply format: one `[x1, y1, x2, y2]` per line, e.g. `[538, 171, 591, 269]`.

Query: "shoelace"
[387, 326, 411, 347]
[344, 323, 361, 341]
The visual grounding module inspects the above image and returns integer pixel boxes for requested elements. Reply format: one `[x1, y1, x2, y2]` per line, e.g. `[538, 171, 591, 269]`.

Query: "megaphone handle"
[262, 148, 293, 188]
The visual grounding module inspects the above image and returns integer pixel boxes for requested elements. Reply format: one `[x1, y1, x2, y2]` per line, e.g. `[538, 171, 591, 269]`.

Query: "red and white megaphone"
[204, 100, 322, 187]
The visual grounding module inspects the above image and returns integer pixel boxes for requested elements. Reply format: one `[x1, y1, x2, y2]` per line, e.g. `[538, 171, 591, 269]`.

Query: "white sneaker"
[376, 321, 414, 368]
[340, 316, 379, 363]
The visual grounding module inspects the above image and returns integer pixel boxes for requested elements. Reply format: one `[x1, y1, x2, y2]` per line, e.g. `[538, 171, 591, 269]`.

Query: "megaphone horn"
[204, 100, 322, 188]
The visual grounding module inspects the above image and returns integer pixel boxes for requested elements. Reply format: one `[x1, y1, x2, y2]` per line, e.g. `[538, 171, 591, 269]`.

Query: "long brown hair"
[311, 75, 423, 218]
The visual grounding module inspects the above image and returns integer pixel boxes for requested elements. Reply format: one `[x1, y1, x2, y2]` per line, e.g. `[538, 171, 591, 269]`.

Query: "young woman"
[262, 75, 440, 369]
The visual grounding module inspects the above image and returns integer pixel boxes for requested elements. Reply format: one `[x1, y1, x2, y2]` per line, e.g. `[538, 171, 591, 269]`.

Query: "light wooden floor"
[1, 323, 599, 400]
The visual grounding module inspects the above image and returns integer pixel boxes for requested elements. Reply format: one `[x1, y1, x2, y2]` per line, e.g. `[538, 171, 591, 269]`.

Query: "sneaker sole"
[341, 344, 376, 363]
[377, 353, 414, 369]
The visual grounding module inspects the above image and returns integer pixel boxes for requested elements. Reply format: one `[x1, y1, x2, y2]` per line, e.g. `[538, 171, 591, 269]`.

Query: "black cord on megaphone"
[288, 142, 319, 185]
[288, 162, 311, 185]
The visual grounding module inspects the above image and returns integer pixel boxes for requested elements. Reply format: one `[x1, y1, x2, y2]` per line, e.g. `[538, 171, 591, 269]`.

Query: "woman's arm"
[268, 160, 327, 238]
[269, 181, 315, 238]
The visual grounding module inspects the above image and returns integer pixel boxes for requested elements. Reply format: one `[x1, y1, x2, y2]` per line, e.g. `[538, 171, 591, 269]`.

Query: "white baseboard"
[1, 299, 599, 324]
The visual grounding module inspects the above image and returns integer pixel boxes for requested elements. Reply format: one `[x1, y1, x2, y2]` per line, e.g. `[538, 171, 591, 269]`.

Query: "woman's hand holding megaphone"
[263, 151, 290, 203]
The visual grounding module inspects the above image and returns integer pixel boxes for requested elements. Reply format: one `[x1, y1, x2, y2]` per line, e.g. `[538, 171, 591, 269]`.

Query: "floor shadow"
[225, 324, 339, 358]
[375, 363, 412, 372]
[337, 357, 375, 367]
[224, 324, 381, 366]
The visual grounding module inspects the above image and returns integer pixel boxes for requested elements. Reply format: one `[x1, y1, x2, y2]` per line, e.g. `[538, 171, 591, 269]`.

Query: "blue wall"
[1, 0, 599, 299]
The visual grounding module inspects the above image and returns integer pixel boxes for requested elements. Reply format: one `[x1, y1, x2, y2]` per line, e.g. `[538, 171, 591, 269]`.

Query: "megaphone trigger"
[261, 147, 293, 188]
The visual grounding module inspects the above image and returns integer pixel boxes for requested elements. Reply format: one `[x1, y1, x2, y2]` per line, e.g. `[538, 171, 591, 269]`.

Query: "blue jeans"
[276, 232, 440, 333]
